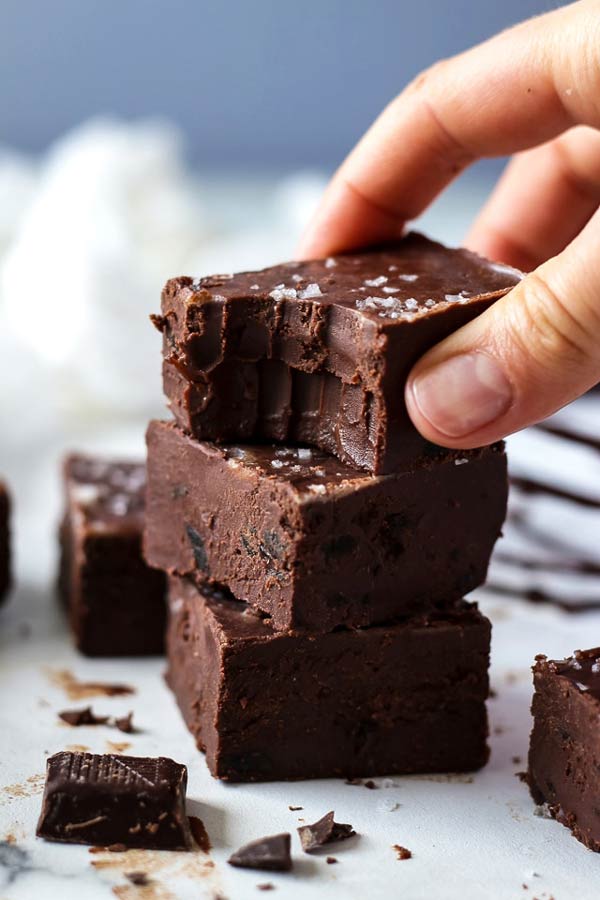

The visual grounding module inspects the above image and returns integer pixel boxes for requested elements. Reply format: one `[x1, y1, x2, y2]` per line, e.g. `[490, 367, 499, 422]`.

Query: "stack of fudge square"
[143, 233, 520, 782]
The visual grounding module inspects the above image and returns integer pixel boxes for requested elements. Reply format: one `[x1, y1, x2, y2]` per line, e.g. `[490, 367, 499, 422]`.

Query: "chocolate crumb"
[326, 856, 338, 864]
[512, 755, 522, 765]
[189, 815, 211, 853]
[229, 834, 292, 872]
[114, 713, 135, 734]
[125, 872, 150, 885]
[364, 780, 377, 790]
[298, 811, 356, 853]
[59, 707, 110, 727]
[288, 805, 303, 811]
[257, 885, 275, 892]
[393, 845, 412, 860]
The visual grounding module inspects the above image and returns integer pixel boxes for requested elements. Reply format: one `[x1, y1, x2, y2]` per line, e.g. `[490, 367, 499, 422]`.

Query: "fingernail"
[410, 351, 513, 438]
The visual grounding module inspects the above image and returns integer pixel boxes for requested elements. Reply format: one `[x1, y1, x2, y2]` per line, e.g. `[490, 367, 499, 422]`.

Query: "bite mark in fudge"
[0, 481, 11, 604]
[154, 233, 521, 473]
[166, 576, 491, 782]
[528, 649, 600, 852]
[36, 751, 191, 850]
[59, 455, 166, 656]
[145, 421, 507, 632]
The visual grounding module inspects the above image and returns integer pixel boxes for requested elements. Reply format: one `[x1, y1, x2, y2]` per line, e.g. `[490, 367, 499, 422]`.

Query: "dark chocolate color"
[228, 833, 292, 872]
[528, 651, 600, 851]
[59, 455, 166, 656]
[298, 812, 355, 852]
[36, 751, 191, 850]
[145, 421, 507, 632]
[0, 481, 11, 604]
[166, 576, 491, 782]
[154, 233, 520, 473]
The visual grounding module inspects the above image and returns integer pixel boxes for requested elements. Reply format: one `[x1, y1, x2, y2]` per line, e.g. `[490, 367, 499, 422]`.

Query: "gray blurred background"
[2, 0, 550, 169]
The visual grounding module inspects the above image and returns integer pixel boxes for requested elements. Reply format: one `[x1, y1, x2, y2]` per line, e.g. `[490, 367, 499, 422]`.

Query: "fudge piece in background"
[59, 455, 165, 656]
[528, 650, 600, 852]
[145, 421, 507, 632]
[154, 233, 520, 473]
[0, 481, 11, 603]
[166, 575, 491, 782]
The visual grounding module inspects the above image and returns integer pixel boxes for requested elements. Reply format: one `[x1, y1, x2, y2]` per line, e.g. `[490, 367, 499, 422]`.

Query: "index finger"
[297, 0, 600, 258]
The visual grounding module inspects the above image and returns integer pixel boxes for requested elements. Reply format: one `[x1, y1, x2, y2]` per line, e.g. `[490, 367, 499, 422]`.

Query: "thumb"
[405, 212, 600, 447]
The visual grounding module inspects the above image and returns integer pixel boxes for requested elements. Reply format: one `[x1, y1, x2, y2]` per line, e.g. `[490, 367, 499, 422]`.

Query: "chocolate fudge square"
[166, 576, 491, 782]
[153, 232, 520, 473]
[528, 650, 600, 851]
[0, 481, 11, 603]
[59, 455, 166, 656]
[145, 420, 507, 632]
[36, 751, 191, 850]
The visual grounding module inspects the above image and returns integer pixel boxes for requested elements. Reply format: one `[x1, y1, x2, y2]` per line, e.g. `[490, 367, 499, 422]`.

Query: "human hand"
[298, 0, 600, 448]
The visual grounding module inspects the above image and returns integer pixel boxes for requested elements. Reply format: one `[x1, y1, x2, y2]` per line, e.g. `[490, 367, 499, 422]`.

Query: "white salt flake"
[591, 661, 600, 673]
[382, 286, 400, 294]
[378, 798, 401, 813]
[364, 275, 388, 287]
[298, 282, 322, 299]
[250, 283, 260, 290]
[424, 299, 436, 308]
[454, 458, 469, 466]
[325, 257, 337, 268]
[271, 459, 285, 468]
[388, 264, 398, 271]
[291, 273, 303, 283]
[307, 483, 327, 494]
[297, 448, 312, 461]
[445, 290, 471, 304]
[399, 273, 418, 282]
[269, 286, 297, 302]
[404, 298, 418, 310]
[73, 484, 101, 506]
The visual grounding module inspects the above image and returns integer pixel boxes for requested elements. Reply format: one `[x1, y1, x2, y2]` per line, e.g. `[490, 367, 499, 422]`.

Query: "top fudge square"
[153, 232, 521, 473]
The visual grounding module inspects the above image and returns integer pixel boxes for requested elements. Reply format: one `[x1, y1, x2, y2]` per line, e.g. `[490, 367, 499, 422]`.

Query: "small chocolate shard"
[326, 856, 338, 864]
[125, 872, 150, 885]
[114, 713, 135, 734]
[257, 885, 275, 892]
[228, 833, 292, 872]
[298, 812, 356, 853]
[189, 815, 211, 853]
[393, 844, 412, 860]
[36, 751, 191, 850]
[59, 707, 110, 727]
[364, 780, 377, 790]
[288, 805, 303, 811]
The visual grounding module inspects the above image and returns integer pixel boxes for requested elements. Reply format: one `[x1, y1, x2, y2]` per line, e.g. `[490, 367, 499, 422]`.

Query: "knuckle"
[509, 271, 594, 370]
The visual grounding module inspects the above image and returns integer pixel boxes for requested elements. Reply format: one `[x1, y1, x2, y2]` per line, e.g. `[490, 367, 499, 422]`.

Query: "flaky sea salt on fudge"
[153, 232, 521, 473]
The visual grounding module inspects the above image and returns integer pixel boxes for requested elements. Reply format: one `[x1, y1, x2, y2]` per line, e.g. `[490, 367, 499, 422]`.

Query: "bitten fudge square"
[59, 455, 166, 657]
[153, 232, 520, 473]
[166, 575, 491, 782]
[0, 481, 11, 603]
[528, 649, 600, 852]
[144, 420, 507, 633]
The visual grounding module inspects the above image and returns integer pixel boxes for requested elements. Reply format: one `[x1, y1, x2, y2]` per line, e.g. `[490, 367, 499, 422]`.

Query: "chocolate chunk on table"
[145, 421, 507, 632]
[166, 576, 491, 782]
[298, 811, 355, 852]
[59, 455, 166, 656]
[154, 232, 520, 473]
[36, 751, 191, 850]
[528, 649, 600, 852]
[228, 833, 292, 872]
[0, 481, 11, 604]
